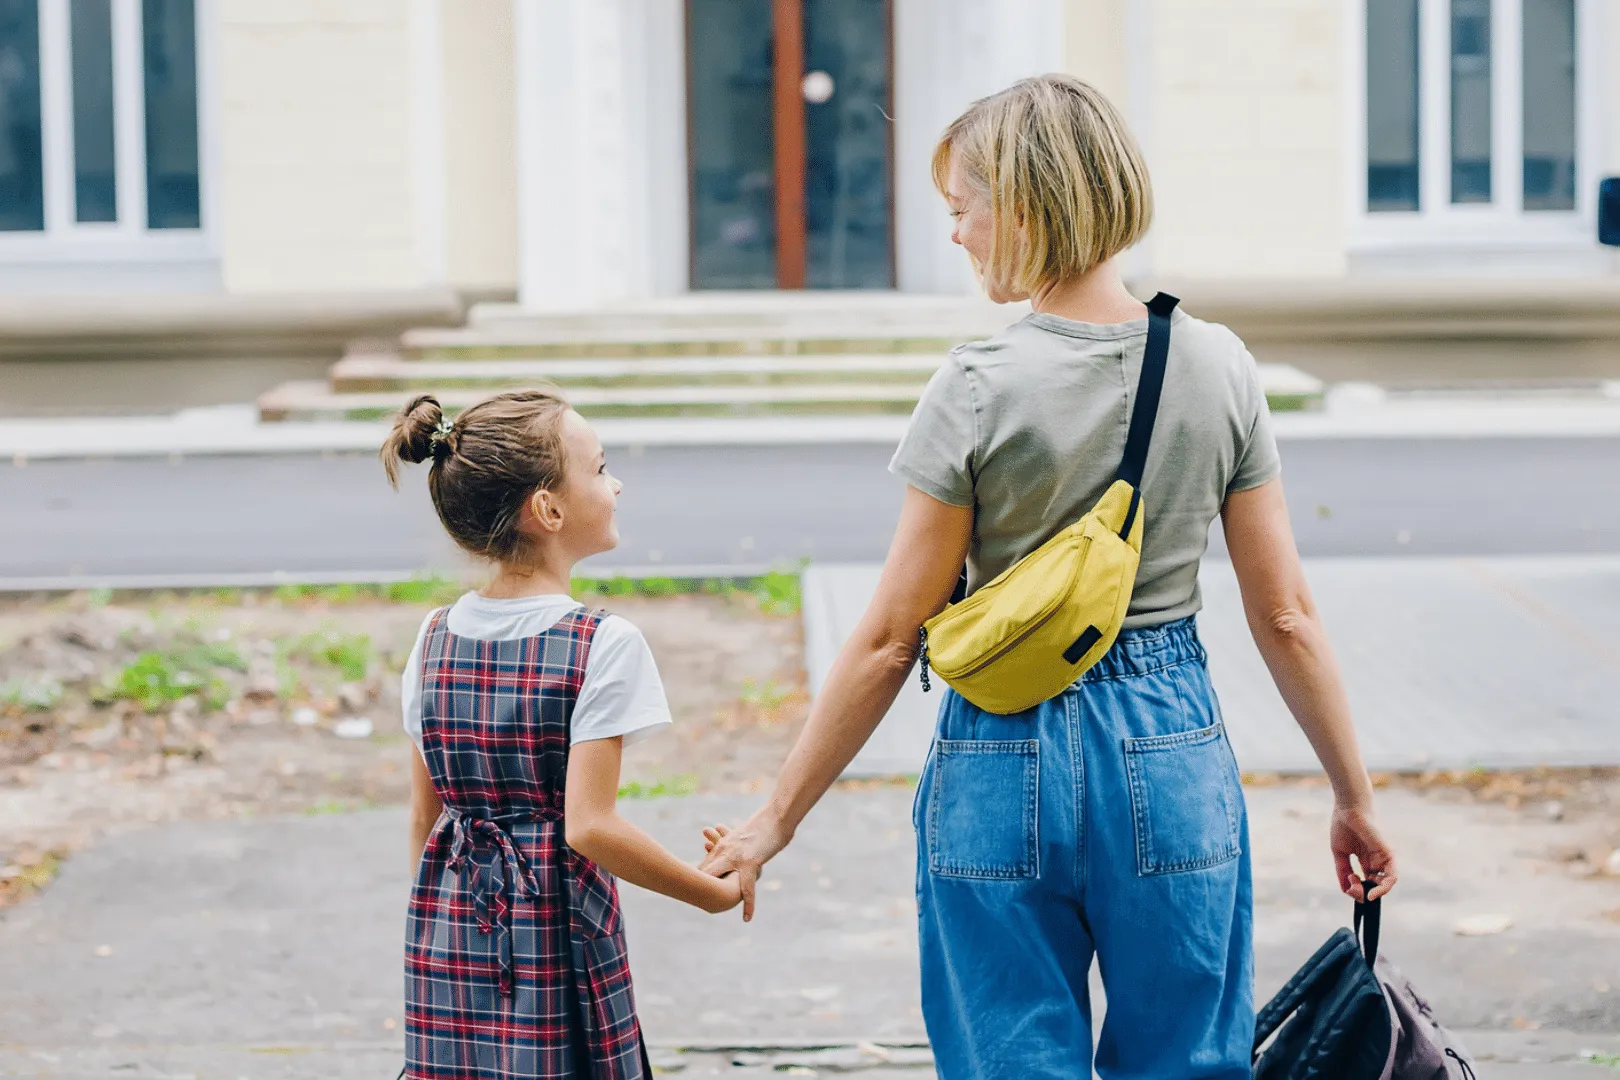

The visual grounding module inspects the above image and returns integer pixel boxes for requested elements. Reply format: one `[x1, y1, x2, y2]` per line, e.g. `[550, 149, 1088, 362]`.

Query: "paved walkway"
[1, 789, 1617, 1078]
[808, 556, 1620, 777]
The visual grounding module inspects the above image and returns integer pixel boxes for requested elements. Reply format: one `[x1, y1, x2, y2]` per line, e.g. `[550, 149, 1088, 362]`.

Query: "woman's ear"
[529, 489, 564, 534]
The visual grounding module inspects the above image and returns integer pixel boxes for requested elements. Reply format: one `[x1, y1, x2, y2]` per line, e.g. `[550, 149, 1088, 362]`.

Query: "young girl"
[383, 389, 740, 1079]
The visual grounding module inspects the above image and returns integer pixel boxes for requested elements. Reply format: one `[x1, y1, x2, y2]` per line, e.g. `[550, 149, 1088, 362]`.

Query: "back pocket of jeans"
[1124, 723, 1241, 876]
[926, 739, 1039, 880]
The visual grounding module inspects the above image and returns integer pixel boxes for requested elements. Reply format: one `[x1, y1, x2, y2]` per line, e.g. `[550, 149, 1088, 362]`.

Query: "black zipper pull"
[917, 626, 931, 692]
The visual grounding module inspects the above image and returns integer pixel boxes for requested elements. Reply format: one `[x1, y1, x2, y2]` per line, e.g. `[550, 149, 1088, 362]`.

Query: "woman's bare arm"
[1221, 478, 1397, 900]
[699, 487, 972, 919]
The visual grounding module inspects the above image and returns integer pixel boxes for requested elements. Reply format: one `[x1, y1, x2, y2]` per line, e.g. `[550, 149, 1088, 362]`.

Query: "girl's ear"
[529, 489, 564, 534]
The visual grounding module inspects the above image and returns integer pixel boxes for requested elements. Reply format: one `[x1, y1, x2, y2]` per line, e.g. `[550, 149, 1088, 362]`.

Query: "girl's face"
[945, 153, 1024, 304]
[546, 410, 622, 561]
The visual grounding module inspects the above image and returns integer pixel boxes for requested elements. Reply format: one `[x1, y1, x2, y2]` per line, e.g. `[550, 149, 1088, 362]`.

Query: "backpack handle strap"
[1353, 880, 1382, 968]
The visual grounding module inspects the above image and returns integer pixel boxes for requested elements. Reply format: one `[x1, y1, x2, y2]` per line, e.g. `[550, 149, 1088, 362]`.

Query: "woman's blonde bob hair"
[932, 74, 1153, 298]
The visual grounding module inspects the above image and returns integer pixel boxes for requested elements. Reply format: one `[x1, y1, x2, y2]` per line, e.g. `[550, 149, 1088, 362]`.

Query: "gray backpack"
[1254, 885, 1477, 1079]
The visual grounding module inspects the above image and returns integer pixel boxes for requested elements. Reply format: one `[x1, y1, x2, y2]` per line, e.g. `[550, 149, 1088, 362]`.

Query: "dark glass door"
[687, 0, 893, 290]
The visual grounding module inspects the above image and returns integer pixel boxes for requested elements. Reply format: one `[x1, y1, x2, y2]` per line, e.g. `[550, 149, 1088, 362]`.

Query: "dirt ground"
[0, 588, 809, 906]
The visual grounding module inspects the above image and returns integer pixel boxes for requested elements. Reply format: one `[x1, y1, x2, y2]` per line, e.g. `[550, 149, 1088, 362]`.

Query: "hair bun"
[396, 395, 445, 464]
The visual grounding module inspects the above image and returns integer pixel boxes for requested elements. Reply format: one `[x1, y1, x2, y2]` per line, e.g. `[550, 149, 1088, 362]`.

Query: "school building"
[2, 0, 1618, 407]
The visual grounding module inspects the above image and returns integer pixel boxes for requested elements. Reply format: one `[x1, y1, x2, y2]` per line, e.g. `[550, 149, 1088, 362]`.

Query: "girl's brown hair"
[381, 389, 571, 563]
[932, 74, 1153, 298]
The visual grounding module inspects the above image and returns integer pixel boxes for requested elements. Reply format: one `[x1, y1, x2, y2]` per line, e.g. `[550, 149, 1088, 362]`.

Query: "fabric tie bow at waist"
[444, 808, 554, 996]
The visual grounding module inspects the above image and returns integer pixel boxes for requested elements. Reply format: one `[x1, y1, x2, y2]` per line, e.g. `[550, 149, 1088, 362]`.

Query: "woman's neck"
[1027, 259, 1147, 325]
[480, 554, 575, 600]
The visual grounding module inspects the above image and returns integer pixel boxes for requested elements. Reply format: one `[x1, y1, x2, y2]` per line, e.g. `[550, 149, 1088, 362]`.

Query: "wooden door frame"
[771, 0, 808, 288]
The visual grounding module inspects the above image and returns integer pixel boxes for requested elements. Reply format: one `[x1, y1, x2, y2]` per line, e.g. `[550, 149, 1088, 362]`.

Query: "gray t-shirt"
[889, 308, 1282, 628]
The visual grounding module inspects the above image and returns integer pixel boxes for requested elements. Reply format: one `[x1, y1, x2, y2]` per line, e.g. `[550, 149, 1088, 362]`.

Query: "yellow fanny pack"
[917, 293, 1180, 715]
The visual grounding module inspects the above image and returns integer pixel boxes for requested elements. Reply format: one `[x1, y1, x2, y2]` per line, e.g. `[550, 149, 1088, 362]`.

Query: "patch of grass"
[86, 586, 113, 608]
[280, 630, 374, 682]
[567, 570, 805, 611]
[739, 678, 792, 710]
[636, 576, 681, 597]
[0, 850, 64, 907]
[0, 676, 64, 712]
[617, 774, 699, 800]
[1584, 1052, 1620, 1068]
[305, 799, 370, 816]
[601, 575, 637, 598]
[751, 568, 802, 616]
[96, 642, 244, 713]
[380, 575, 464, 607]
[265, 575, 464, 608]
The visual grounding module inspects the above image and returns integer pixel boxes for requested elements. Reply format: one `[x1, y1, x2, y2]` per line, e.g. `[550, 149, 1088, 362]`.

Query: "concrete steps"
[255, 294, 1326, 424]
[401, 325, 980, 360]
[330, 352, 944, 393]
[258, 379, 932, 422]
[262, 352, 1324, 422]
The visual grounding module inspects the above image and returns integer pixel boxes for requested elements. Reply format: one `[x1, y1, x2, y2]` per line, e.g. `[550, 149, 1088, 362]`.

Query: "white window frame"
[0, 0, 219, 287]
[1347, 0, 1604, 264]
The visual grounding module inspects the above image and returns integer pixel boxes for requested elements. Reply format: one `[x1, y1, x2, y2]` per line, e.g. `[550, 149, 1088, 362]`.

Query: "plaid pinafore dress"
[405, 607, 650, 1079]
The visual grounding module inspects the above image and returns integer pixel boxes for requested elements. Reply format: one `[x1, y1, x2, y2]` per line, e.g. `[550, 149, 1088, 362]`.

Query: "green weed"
[617, 774, 699, 800]
[637, 576, 680, 597]
[86, 586, 113, 608]
[752, 569, 802, 616]
[281, 631, 374, 681]
[739, 678, 792, 710]
[0, 676, 64, 712]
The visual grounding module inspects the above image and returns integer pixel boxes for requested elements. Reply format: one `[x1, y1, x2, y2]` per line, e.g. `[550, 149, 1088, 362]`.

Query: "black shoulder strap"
[1353, 884, 1382, 967]
[1115, 291, 1179, 490]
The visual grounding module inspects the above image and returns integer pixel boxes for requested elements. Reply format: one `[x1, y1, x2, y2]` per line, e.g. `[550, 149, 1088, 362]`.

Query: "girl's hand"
[699, 868, 744, 914]
[1331, 801, 1397, 902]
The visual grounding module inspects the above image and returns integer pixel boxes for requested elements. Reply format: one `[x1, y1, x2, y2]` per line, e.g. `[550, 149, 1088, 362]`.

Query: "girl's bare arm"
[564, 737, 742, 915]
[408, 748, 444, 872]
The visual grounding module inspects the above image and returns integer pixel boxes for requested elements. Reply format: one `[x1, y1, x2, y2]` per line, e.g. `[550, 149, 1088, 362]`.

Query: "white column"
[515, 0, 682, 308]
[410, 0, 448, 286]
[892, 0, 1066, 294]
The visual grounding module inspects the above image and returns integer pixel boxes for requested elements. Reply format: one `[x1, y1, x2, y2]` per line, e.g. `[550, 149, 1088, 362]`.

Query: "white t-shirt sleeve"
[570, 615, 673, 745]
[401, 611, 434, 754]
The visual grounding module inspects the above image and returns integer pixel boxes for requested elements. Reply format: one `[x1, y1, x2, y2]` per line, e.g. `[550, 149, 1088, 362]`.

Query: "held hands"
[1332, 800, 1398, 902]
[698, 810, 793, 922]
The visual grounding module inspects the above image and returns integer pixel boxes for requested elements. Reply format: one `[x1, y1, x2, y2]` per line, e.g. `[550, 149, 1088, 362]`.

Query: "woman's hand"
[698, 813, 794, 922]
[1332, 801, 1397, 902]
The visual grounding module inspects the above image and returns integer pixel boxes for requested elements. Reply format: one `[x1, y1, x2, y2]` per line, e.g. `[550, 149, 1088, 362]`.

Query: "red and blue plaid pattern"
[405, 608, 650, 1078]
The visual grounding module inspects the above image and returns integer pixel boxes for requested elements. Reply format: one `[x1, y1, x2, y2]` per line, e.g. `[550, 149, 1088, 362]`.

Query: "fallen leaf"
[1454, 914, 1513, 937]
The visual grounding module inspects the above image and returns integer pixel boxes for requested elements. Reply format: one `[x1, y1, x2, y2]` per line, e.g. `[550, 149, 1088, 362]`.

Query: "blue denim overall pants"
[914, 616, 1254, 1079]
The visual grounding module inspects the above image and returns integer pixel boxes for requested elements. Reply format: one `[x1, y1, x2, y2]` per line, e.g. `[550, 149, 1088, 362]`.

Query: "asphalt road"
[3, 437, 1619, 583]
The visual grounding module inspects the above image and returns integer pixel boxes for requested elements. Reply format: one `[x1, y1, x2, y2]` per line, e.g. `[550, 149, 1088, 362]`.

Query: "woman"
[701, 75, 1396, 1078]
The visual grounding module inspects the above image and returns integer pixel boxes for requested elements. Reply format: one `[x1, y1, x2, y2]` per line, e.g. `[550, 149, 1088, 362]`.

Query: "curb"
[0, 563, 788, 596]
[7, 393, 1620, 461]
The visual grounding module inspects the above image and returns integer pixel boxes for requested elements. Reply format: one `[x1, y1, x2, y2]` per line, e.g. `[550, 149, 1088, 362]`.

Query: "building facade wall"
[1138, 0, 1347, 280]
[217, 0, 423, 293]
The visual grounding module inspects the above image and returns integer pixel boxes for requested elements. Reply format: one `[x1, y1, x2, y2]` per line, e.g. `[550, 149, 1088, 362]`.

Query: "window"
[0, 1, 45, 231]
[1366, 0, 1420, 211]
[1521, 0, 1576, 211]
[1361, 0, 1585, 228]
[1449, 0, 1492, 203]
[0, 0, 202, 238]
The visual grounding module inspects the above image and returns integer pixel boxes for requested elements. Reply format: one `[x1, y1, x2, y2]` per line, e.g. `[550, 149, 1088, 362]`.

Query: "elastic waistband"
[1080, 615, 1205, 682]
